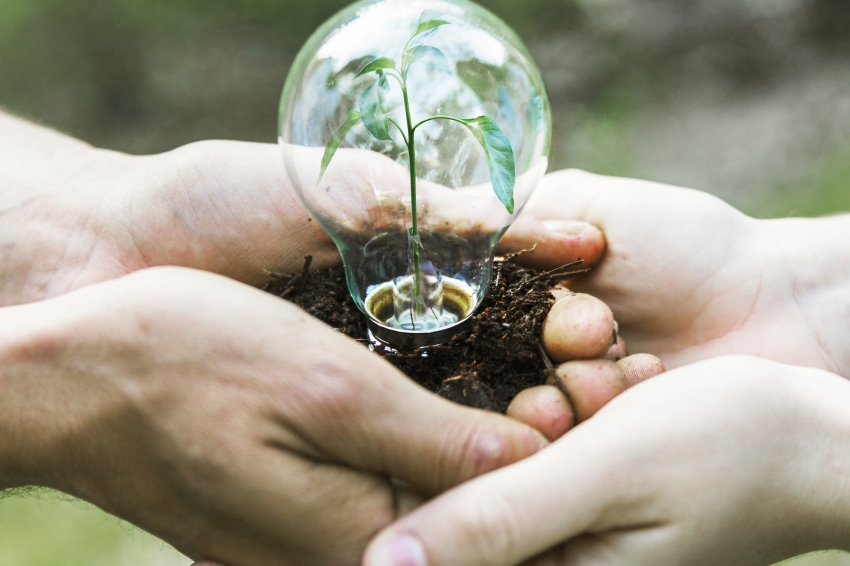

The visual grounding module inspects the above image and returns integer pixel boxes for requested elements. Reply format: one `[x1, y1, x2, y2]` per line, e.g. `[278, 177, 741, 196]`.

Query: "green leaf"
[355, 57, 397, 78]
[318, 109, 361, 183]
[404, 45, 451, 75]
[359, 72, 393, 141]
[460, 116, 516, 214]
[412, 10, 450, 37]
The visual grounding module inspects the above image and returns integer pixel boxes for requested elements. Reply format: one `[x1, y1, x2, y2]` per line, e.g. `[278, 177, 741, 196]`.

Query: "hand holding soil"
[507, 291, 666, 441]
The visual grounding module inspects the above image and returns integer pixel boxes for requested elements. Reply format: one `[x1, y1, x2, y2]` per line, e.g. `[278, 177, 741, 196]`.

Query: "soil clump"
[265, 253, 586, 413]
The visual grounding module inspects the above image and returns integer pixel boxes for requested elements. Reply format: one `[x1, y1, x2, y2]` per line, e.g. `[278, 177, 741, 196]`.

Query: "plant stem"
[401, 80, 423, 320]
[413, 114, 469, 132]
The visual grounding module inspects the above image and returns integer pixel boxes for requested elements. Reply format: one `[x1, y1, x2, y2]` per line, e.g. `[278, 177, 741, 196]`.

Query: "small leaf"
[318, 110, 361, 183]
[404, 45, 451, 75]
[412, 10, 450, 37]
[355, 57, 397, 78]
[359, 72, 393, 141]
[460, 117, 516, 214]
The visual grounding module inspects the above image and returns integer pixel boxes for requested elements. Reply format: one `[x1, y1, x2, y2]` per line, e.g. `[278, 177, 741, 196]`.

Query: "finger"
[497, 216, 606, 271]
[604, 332, 628, 361]
[363, 419, 633, 566]
[617, 354, 666, 388]
[274, 311, 548, 495]
[507, 385, 575, 441]
[547, 360, 626, 423]
[521, 168, 679, 225]
[541, 293, 615, 363]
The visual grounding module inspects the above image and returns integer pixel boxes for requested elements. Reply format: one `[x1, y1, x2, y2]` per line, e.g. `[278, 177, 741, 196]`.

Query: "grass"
[0, 491, 190, 566]
[750, 145, 850, 219]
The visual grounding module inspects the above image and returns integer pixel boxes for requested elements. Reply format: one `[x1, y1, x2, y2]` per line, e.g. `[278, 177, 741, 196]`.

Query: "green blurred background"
[0, 0, 848, 564]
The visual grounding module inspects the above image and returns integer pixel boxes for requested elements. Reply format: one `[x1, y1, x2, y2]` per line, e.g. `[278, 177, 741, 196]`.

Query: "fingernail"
[368, 534, 427, 566]
[543, 220, 591, 235]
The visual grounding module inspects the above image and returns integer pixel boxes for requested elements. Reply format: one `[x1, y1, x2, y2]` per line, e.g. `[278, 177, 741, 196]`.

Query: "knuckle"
[455, 424, 508, 479]
[294, 364, 363, 424]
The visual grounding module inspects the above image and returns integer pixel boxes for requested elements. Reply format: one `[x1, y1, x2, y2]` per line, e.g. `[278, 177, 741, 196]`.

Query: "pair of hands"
[361, 171, 850, 565]
[2, 113, 850, 565]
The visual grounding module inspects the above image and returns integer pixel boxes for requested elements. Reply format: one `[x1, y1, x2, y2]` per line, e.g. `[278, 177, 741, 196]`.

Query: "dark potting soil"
[264, 253, 587, 413]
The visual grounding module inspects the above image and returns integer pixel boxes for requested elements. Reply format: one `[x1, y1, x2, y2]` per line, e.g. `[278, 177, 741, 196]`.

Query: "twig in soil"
[538, 342, 574, 405]
[264, 270, 288, 280]
[297, 255, 313, 291]
[526, 259, 587, 284]
[502, 244, 537, 261]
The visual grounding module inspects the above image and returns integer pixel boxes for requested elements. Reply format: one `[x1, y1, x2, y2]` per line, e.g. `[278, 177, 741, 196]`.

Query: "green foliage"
[403, 45, 451, 76]
[458, 116, 516, 213]
[355, 57, 397, 77]
[320, 10, 517, 215]
[411, 11, 451, 37]
[318, 9, 518, 319]
[359, 72, 393, 141]
[319, 109, 362, 182]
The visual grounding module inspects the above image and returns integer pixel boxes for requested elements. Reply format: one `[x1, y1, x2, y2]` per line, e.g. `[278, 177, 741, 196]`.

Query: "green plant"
[318, 10, 515, 314]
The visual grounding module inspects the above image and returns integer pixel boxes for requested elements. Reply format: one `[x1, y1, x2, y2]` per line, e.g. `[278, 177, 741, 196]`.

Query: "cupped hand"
[0, 267, 547, 566]
[0, 138, 338, 305]
[499, 169, 850, 376]
[365, 356, 850, 566]
[1, 127, 603, 307]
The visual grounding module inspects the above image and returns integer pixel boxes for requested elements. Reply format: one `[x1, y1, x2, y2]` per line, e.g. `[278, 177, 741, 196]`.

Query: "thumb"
[497, 215, 606, 272]
[362, 419, 631, 566]
[319, 360, 549, 495]
[284, 321, 549, 495]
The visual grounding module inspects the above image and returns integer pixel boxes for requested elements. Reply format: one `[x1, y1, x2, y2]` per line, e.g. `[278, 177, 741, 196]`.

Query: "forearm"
[0, 111, 96, 207]
[0, 112, 156, 305]
[0, 302, 73, 491]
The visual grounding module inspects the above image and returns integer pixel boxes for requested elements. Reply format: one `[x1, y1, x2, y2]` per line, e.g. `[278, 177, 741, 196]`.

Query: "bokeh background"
[0, 0, 848, 564]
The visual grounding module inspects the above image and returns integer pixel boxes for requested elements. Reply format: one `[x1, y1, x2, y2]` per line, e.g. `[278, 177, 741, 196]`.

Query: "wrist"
[0, 144, 151, 306]
[0, 301, 81, 491]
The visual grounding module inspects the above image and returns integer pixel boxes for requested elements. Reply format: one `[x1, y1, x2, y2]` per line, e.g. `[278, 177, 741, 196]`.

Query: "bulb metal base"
[367, 316, 473, 349]
[365, 276, 477, 349]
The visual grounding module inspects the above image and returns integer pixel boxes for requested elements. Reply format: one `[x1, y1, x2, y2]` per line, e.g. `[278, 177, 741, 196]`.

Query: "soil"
[264, 252, 587, 413]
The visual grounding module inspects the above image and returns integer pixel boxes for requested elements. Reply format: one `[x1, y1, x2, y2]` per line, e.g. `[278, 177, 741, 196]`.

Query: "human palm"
[506, 169, 844, 374]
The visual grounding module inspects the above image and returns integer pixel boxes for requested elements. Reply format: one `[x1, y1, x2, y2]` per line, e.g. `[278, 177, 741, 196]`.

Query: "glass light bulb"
[279, 0, 551, 347]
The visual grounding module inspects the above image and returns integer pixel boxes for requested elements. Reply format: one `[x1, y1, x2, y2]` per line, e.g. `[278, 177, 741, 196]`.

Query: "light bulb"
[279, 0, 551, 348]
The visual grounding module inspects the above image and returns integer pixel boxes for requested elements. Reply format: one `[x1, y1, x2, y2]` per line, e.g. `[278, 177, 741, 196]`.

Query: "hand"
[0, 115, 335, 305]
[1, 112, 603, 307]
[0, 267, 547, 566]
[365, 356, 850, 566]
[500, 170, 850, 377]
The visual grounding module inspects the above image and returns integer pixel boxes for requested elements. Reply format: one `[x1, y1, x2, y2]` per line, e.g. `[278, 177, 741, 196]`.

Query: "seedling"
[318, 10, 516, 316]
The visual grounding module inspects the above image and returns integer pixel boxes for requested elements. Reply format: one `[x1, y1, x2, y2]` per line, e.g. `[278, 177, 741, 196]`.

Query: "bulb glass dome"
[279, 0, 551, 347]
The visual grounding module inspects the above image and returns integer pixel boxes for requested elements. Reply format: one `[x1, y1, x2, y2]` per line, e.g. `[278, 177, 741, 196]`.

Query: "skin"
[366, 357, 850, 566]
[549, 360, 626, 423]
[366, 172, 850, 566]
[541, 293, 615, 363]
[617, 353, 667, 388]
[604, 334, 628, 361]
[0, 112, 618, 565]
[514, 170, 850, 376]
[506, 386, 575, 442]
[0, 112, 605, 307]
[1, 267, 559, 566]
